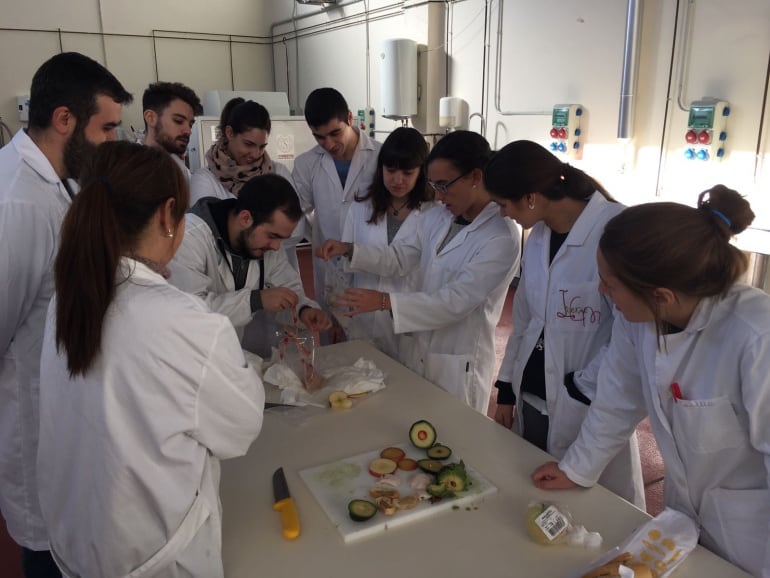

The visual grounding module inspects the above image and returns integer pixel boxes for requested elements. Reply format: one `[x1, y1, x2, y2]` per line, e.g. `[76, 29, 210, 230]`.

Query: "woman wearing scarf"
[190, 97, 295, 203]
[191, 97, 303, 270]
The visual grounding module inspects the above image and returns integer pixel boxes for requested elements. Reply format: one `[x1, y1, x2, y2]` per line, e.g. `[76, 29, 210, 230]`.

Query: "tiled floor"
[0, 247, 665, 575]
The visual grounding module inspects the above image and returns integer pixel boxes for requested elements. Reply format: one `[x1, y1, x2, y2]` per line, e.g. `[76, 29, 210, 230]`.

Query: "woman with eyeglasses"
[338, 127, 434, 359]
[317, 130, 520, 414]
[483, 140, 644, 508]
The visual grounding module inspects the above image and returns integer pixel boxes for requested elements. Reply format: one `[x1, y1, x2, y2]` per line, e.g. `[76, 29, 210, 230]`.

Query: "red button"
[685, 130, 697, 143]
[558, 128, 567, 139]
[697, 131, 711, 144]
[550, 127, 559, 138]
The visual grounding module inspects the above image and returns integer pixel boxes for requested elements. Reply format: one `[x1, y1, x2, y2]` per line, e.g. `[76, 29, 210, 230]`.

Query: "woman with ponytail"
[483, 140, 644, 508]
[38, 141, 264, 578]
[533, 186, 770, 577]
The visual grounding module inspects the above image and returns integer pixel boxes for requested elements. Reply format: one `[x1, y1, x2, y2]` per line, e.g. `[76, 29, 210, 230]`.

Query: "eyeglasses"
[427, 171, 470, 194]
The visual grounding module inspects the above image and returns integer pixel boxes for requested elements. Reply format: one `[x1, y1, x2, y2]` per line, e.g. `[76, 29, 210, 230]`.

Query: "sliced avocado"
[426, 444, 452, 460]
[416, 458, 443, 474]
[348, 499, 378, 522]
[426, 483, 447, 498]
[436, 461, 469, 494]
[409, 420, 437, 449]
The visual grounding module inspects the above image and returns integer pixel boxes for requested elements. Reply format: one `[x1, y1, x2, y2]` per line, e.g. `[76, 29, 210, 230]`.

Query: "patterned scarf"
[205, 137, 274, 196]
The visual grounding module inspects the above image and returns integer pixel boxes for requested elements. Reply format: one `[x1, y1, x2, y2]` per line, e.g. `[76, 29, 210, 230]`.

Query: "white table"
[220, 341, 751, 577]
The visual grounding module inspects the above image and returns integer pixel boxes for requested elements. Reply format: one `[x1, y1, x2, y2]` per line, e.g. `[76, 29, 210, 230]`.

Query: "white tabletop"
[220, 341, 750, 578]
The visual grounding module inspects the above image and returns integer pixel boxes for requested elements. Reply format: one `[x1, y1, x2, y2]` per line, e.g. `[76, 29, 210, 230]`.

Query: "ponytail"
[55, 180, 122, 376]
[483, 140, 615, 203]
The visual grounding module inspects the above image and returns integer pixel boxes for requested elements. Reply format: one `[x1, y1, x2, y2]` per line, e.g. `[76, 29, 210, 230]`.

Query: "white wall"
[1, 0, 768, 228]
[0, 0, 275, 136]
[265, 0, 770, 224]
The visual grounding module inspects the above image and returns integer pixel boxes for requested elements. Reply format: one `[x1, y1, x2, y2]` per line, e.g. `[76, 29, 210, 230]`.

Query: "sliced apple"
[379, 447, 406, 462]
[368, 458, 398, 477]
[328, 390, 352, 409]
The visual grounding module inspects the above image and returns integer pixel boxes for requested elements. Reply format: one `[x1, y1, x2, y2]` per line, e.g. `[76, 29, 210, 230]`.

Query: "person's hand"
[327, 325, 346, 344]
[494, 403, 515, 429]
[531, 461, 578, 490]
[316, 239, 349, 260]
[300, 307, 333, 331]
[337, 288, 386, 316]
[260, 287, 299, 312]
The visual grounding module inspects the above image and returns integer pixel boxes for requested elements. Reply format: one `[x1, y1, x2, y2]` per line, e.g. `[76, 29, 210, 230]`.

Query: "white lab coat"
[351, 202, 520, 413]
[189, 162, 303, 270]
[292, 129, 381, 311]
[0, 129, 73, 550]
[37, 259, 264, 578]
[499, 193, 645, 507]
[341, 199, 434, 359]
[560, 284, 770, 577]
[168, 211, 319, 355]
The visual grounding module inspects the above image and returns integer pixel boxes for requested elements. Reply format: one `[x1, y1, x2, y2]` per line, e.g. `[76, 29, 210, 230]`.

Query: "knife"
[272, 467, 301, 540]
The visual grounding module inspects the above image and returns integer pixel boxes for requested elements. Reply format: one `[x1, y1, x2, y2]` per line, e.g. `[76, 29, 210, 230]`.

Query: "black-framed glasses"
[427, 171, 471, 194]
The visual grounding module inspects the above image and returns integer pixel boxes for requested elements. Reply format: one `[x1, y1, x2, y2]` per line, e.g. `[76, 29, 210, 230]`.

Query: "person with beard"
[191, 97, 303, 270]
[141, 81, 203, 185]
[169, 173, 331, 358]
[0, 52, 131, 578]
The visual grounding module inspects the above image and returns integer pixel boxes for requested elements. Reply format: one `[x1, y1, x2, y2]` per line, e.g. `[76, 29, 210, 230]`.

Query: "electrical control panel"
[549, 104, 583, 159]
[356, 108, 376, 138]
[17, 95, 30, 122]
[684, 98, 729, 162]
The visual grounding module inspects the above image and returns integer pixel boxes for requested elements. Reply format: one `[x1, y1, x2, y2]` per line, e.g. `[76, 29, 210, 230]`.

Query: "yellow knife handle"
[273, 497, 301, 540]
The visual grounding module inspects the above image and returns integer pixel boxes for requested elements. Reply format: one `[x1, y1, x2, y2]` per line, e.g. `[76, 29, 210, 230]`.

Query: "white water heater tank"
[379, 38, 417, 120]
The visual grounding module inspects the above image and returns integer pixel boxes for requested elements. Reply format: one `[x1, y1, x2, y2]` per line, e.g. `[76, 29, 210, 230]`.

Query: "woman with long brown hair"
[533, 185, 770, 577]
[340, 127, 434, 358]
[37, 141, 264, 577]
[484, 140, 644, 508]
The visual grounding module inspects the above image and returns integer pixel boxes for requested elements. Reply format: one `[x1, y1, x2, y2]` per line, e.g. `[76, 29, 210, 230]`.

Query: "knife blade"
[272, 467, 300, 540]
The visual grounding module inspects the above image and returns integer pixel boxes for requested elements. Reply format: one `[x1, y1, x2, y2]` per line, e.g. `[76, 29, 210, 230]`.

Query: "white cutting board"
[299, 444, 497, 543]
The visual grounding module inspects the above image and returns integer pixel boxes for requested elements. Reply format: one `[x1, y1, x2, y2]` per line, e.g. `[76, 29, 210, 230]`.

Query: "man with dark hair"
[169, 173, 330, 356]
[292, 88, 381, 329]
[0, 51, 132, 578]
[142, 81, 203, 183]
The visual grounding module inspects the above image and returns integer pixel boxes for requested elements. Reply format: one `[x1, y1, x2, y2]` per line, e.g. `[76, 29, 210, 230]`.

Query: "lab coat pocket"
[671, 396, 747, 453]
[424, 353, 473, 407]
[551, 282, 605, 333]
[699, 487, 769, 576]
[548, 388, 590, 458]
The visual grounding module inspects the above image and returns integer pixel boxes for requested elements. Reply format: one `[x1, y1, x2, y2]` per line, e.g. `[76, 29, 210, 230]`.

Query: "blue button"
[574, 128, 582, 136]
[684, 148, 695, 159]
[719, 131, 727, 141]
[550, 142, 558, 151]
[557, 142, 566, 152]
[722, 107, 730, 116]
[716, 148, 725, 158]
[573, 142, 580, 149]
[576, 108, 583, 116]
[696, 149, 709, 160]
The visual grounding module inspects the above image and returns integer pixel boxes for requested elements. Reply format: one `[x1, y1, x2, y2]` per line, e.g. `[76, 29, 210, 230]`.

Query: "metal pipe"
[675, 0, 695, 112]
[617, 0, 643, 140]
[493, 0, 550, 117]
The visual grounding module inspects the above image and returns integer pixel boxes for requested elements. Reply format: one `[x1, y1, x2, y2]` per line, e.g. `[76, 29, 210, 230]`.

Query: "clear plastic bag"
[274, 328, 321, 391]
[526, 501, 603, 548]
[324, 256, 353, 329]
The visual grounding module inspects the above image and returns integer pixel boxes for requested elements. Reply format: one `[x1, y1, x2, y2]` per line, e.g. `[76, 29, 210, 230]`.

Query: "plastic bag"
[324, 256, 353, 329]
[526, 501, 603, 548]
[573, 508, 699, 578]
[273, 328, 321, 391]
